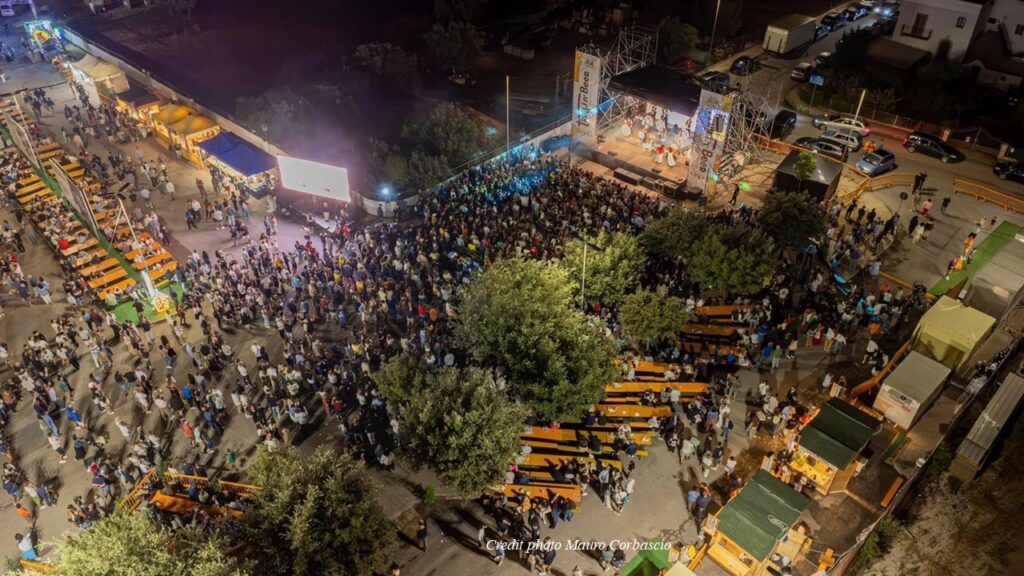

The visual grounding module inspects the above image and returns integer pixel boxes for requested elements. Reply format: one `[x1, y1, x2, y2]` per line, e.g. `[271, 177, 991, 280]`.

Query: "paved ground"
[3, 41, 1024, 576]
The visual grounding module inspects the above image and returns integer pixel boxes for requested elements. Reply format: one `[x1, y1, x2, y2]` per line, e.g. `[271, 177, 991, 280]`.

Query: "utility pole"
[505, 75, 511, 154]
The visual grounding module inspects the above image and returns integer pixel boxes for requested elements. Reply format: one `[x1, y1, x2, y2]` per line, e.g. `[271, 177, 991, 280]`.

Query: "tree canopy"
[433, 0, 489, 23]
[659, 17, 701, 65]
[242, 447, 396, 576]
[353, 42, 418, 92]
[235, 86, 312, 148]
[424, 21, 483, 70]
[561, 232, 644, 307]
[373, 358, 525, 495]
[619, 287, 693, 344]
[758, 191, 825, 252]
[455, 258, 616, 421]
[640, 209, 710, 261]
[58, 512, 245, 576]
[689, 224, 775, 296]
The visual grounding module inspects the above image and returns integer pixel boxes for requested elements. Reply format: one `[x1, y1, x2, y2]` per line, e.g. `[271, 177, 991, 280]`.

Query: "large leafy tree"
[235, 86, 312, 147]
[758, 191, 825, 252]
[424, 21, 483, 70]
[373, 359, 526, 495]
[455, 258, 616, 421]
[242, 447, 396, 576]
[619, 287, 693, 344]
[353, 42, 418, 92]
[658, 17, 701, 64]
[561, 232, 644, 307]
[689, 224, 776, 296]
[58, 512, 245, 576]
[640, 210, 709, 261]
[434, 0, 489, 23]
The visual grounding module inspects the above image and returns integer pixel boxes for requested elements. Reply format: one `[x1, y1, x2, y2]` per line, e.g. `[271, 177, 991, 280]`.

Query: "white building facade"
[892, 0, 986, 61]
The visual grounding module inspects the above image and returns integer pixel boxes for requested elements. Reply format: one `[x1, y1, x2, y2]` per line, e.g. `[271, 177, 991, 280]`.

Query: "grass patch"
[929, 221, 1021, 296]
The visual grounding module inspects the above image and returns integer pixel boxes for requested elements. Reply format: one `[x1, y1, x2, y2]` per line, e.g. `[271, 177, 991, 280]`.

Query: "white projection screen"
[277, 155, 351, 202]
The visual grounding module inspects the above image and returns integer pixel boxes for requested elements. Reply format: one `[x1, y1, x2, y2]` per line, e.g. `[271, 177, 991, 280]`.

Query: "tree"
[353, 42, 418, 92]
[561, 232, 644, 307]
[58, 512, 245, 576]
[792, 151, 817, 193]
[758, 191, 825, 252]
[403, 102, 485, 166]
[830, 28, 878, 73]
[619, 287, 693, 344]
[373, 359, 526, 495]
[235, 86, 312, 147]
[424, 21, 483, 70]
[161, 0, 197, 31]
[689, 224, 775, 296]
[243, 447, 397, 576]
[434, 0, 488, 23]
[640, 210, 710, 261]
[455, 258, 616, 421]
[658, 17, 701, 65]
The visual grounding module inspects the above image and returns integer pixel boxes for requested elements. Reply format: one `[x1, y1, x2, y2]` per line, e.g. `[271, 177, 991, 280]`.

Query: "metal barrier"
[953, 177, 1024, 214]
[119, 470, 261, 513]
[847, 340, 911, 399]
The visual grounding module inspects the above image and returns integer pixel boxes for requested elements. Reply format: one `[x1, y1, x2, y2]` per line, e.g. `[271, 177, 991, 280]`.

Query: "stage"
[593, 124, 690, 185]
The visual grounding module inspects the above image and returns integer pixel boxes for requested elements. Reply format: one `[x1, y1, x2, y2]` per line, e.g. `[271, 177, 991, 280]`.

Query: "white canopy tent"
[69, 54, 130, 107]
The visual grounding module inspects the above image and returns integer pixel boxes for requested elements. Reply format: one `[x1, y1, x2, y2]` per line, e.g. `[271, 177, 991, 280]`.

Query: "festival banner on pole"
[572, 50, 602, 144]
[51, 158, 100, 235]
[686, 89, 733, 193]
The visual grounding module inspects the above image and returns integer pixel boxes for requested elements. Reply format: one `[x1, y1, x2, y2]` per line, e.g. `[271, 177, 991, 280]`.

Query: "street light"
[705, 0, 723, 69]
[574, 234, 604, 311]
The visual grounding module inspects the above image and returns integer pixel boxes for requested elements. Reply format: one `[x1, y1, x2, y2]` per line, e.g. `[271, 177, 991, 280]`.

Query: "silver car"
[812, 114, 871, 136]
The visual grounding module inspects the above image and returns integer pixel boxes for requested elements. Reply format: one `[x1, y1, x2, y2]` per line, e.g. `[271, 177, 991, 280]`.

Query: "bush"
[877, 516, 902, 548]
[928, 443, 954, 480]
[852, 531, 880, 572]
[420, 484, 437, 505]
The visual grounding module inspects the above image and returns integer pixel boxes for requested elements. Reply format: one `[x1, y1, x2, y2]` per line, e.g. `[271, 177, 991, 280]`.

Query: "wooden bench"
[595, 404, 672, 420]
[97, 278, 137, 301]
[880, 477, 904, 508]
[696, 304, 753, 318]
[16, 181, 46, 196]
[78, 257, 120, 275]
[517, 452, 623, 471]
[606, 381, 709, 395]
[502, 482, 582, 503]
[147, 260, 178, 281]
[522, 437, 649, 457]
[72, 248, 110, 268]
[682, 323, 738, 338]
[131, 250, 172, 271]
[33, 142, 61, 156]
[87, 267, 128, 290]
[18, 190, 52, 205]
[522, 428, 653, 446]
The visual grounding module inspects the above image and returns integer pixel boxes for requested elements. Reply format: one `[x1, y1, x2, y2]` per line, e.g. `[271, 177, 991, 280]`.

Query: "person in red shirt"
[57, 237, 70, 251]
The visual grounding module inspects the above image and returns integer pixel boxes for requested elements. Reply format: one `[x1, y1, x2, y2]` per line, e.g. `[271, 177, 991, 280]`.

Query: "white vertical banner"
[4, 111, 38, 169]
[51, 159, 100, 235]
[572, 50, 602, 144]
[686, 89, 733, 193]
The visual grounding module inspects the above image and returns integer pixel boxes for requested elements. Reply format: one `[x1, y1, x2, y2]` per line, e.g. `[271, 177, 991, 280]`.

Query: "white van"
[0, 1, 14, 17]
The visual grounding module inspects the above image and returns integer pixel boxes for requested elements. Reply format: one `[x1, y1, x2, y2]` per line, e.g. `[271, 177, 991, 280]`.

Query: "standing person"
[540, 537, 557, 576]
[15, 533, 37, 561]
[416, 520, 428, 552]
[941, 196, 951, 215]
[729, 183, 740, 205]
[921, 198, 932, 218]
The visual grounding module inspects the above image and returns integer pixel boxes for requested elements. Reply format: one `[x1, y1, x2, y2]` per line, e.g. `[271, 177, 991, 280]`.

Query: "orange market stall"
[167, 113, 219, 165]
[114, 82, 162, 121]
[703, 470, 811, 576]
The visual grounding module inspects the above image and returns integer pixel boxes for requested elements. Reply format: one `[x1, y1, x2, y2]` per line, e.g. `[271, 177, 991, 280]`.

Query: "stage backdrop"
[572, 50, 602, 145]
[686, 89, 733, 194]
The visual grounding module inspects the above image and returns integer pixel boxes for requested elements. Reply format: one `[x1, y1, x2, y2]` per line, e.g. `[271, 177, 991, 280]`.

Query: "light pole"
[575, 235, 604, 311]
[506, 75, 511, 154]
[705, 0, 723, 69]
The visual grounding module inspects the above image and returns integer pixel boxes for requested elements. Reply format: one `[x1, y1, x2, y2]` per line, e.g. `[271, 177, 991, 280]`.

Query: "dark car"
[844, 4, 868, 20]
[994, 162, 1024, 183]
[730, 55, 759, 76]
[814, 24, 830, 41]
[765, 110, 798, 140]
[902, 131, 965, 163]
[695, 70, 731, 92]
[821, 11, 847, 31]
[795, 136, 848, 162]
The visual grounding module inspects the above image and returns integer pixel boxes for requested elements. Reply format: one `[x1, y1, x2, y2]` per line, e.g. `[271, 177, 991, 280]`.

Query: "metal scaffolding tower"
[578, 25, 658, 132]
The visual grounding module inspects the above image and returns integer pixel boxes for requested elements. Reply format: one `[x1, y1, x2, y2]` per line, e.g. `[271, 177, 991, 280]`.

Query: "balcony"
[900, 24, 933, 40]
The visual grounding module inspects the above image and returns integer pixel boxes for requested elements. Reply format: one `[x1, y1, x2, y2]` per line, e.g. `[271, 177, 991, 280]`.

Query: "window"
[956, 17, 966, 28]
[1016, 24, 1024, 36]
[911, 13, 929, 36]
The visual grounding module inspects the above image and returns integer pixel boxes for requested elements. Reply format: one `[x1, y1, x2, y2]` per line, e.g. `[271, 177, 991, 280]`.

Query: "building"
[964, 0, 1024, 90]
[892, 0, 986, 62]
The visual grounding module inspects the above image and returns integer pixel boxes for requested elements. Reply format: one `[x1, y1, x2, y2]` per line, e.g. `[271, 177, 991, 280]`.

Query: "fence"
[952, 177, 1024, 214]
[120, 470, 261, 513]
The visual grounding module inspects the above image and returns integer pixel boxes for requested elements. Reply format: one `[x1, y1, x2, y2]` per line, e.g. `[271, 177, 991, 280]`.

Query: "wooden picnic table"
[146, 260, 177, 282]
[606, 381, 709, 395]
[696, 304, 753, 318]
[18, 190, 52, 205]
[502, 483, 582, 503]
[132, 251, 172, 271]
[72, 248, 109, 268]
[595, 404, 672, 420]
[16, 183, 47, 197]
[522, 429, 653, 447]
[61, 237, 98, 257]
[78, 258, 120, 276]
[97, 278, 136, 301]
[517, 451, 623, 471]
[682, 323, 739, 338]
[87, 267, 128, 290]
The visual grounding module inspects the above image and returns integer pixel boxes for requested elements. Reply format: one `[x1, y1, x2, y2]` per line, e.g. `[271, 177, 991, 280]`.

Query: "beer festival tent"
[911, 296, 996, 369]
[196, 131, 277, 178]
[794, 399, 881, 493]
[115, 82, 162, 118]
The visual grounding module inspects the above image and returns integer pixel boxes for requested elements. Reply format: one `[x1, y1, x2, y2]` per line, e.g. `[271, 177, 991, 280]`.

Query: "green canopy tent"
[795, 399, 880, 493]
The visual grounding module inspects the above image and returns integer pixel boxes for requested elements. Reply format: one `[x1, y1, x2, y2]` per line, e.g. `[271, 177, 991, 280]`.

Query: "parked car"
[766, 110, 798, 140]
[814, 24, 830, 41]
[856, 148, 897, 175]
[902, 131, 965, 163]
[822, 128, 863, 152]
[796, 136, 849, 162]
[993, 162, 1024, 183]
[730, 55, 760, 76]
[811, 114, 870, 136]
[695, 70, 731, 92]
[821, 12, 847, 31]
[874, 1, 899, 19]
[814, 51, 833, 68]
[791, 62, 813, 81]
[844, 4, 868, 20]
